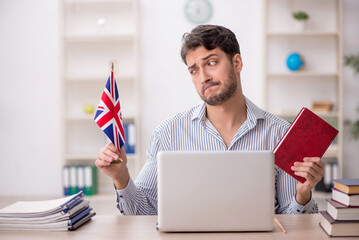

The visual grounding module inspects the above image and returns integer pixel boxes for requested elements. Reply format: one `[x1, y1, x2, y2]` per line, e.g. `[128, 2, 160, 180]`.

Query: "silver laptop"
[157, 151, 274, 232]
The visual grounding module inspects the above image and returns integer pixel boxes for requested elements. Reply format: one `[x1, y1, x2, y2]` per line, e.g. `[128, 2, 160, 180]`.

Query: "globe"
[286, 53, 304, 71]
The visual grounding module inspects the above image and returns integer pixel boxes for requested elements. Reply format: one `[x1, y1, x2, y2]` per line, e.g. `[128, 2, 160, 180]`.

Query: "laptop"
[157, 151, 274, 232]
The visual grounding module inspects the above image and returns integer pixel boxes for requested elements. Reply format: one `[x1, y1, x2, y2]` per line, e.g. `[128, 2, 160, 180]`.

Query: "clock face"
[184, 0, 212, 24]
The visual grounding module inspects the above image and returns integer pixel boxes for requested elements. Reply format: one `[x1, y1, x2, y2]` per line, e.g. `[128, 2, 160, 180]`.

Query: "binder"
[123, 123, 136, 154]
[123, 123, 129, 153]
[127, 123, 136, 154]
[324, 163, 332, 186]
[84, 165, 98, 195]
[69, 166, 78, 195]
[77, 166, 85, 193]
[63, 166, 70, 196]
[0, 192, 96, 231]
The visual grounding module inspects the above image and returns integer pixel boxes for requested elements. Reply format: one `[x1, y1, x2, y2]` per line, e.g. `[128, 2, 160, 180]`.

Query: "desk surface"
[0, 214, 357, 240]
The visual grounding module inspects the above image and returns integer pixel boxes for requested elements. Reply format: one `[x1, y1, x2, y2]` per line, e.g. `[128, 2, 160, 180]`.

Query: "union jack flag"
[94, 69, 125, 151]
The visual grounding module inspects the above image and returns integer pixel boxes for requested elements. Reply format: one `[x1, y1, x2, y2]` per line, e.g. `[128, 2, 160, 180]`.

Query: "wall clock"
[184, 0, 212, 24]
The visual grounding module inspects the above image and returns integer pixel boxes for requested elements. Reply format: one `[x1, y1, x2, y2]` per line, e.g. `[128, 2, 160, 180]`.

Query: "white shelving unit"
[263, 0, 343, 179]
[60, 0, 140, 194]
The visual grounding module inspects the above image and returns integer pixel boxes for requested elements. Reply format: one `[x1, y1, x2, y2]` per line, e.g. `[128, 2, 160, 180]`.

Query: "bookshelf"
[60, 0, 140, 195]
[263, 0, 343, 185]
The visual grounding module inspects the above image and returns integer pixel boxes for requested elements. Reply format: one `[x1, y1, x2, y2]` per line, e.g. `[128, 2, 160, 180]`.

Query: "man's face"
[186, 47, 241, 106]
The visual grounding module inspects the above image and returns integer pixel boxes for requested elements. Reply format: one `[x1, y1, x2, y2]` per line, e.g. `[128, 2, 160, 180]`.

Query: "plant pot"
[294, 20, 307, 31]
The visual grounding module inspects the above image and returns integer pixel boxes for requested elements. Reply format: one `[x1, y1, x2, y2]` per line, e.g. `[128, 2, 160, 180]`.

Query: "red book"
[273, 107, 338, 183]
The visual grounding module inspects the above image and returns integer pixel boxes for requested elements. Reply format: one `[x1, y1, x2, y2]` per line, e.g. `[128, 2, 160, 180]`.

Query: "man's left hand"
[291, 157, 324, 205]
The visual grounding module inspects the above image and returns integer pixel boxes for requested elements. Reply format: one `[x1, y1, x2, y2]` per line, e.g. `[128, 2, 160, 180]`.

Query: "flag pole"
[110, 62, 124, 164]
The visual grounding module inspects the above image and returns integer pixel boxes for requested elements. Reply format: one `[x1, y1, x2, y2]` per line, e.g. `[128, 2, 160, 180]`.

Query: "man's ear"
[232, 54, 243, 73]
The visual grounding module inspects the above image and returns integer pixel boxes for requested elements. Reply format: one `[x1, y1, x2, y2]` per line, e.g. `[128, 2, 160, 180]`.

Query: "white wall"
[0, 0, 61, 196]
[0, 0, 358, 197]
[342, 0, 359, 178]
[138, 0, 263, 166]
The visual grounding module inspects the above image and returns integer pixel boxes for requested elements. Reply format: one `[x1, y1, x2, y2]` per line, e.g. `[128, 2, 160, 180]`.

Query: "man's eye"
[208, 61, 216, 66]
[190, 69, 197, 75]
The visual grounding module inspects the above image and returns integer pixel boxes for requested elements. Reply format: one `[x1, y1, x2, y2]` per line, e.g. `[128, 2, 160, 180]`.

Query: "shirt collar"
[191, 95, 265, 127]
[243, 96, 265, 129]
[191, 102, 206, 122]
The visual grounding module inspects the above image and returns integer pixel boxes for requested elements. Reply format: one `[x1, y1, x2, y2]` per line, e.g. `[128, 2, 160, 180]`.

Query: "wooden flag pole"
[110, 62, 124, 164]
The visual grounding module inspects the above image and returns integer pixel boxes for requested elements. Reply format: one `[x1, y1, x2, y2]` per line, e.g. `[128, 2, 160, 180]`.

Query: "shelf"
[63, 0, 136, 38]
[64, 40, 136, 78]
[65, 115, 95, 121]
[65, 75, 135, 83]
[65, 153, 137, 161]
[264, 0, 343, 181]
[64, 0, 133, 4]
[267, 32, 339, 37]
[273, 111, 339, 118]
[65, 115, 136, 121]
[64, 34, 134, 42]
[323, 145, 339, 158]
[61, 0, 140, 195]
[267, 72, 338, 78]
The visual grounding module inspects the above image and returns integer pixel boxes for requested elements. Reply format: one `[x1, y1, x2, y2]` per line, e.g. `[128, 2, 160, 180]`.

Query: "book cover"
[273, 107, 338, 183]
[332, 188, 359, 207]
[333, 178, 359, 194]
[319, 211, 359, 237]
[326, 199, 359, 221]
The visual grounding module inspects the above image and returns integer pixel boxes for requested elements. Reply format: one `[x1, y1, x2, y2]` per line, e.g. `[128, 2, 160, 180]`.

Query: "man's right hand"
[95, 142, 130, 190]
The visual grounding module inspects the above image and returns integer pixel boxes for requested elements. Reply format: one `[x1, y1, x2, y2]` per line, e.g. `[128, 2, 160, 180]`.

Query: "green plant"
[344, 53, 359, 74]
[350, 108, 359, 140]
[344, 52, 359, 140]
[292, 11, 309, 21]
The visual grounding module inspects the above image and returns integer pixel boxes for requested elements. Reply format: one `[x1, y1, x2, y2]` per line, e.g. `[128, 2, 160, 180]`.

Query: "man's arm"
[115, 131, 163, 215]
[275, 166, 319, 214]
[96, 143, 130, 189]
[95, 142, 157, 215]
[291, 157, 325, 205]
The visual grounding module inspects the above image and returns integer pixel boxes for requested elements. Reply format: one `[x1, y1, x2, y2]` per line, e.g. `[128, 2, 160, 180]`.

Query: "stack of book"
[319, 178, 359, 237]
[311, 100, 333, 113]
[0, 192, 95, 231]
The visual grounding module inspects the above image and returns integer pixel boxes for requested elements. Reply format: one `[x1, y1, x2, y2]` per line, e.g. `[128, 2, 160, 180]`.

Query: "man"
[95, 25, 324, 215]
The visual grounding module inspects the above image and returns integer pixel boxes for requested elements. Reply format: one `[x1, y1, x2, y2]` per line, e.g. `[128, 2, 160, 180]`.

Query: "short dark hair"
[180, 25, 241, 65]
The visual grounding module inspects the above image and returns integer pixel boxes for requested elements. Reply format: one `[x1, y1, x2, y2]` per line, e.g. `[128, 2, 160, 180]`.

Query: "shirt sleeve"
[114, 131, 162, 215]
[274, 166, 318, 214]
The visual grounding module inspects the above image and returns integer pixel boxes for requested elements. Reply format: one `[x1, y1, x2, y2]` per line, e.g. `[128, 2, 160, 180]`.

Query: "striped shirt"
[115, 96, 318, 215]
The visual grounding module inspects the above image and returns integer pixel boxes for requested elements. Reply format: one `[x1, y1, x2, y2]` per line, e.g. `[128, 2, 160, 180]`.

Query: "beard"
[200, 67, 238, 106]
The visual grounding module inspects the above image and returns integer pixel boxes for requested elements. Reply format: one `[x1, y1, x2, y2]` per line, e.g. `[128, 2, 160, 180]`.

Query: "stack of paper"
[0, 192, 96, 231]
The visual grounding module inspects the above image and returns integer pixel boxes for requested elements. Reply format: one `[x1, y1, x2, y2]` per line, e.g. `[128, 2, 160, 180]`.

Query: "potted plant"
[292, 11, 309, 31]
[344, 53, 359, 140]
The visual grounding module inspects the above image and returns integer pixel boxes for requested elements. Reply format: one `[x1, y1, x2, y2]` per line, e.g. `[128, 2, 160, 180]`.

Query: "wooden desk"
[0, 214, 357, 240]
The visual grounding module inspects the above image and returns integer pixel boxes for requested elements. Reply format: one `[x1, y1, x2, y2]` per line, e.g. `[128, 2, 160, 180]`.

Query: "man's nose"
[199, 68, 211, 84]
